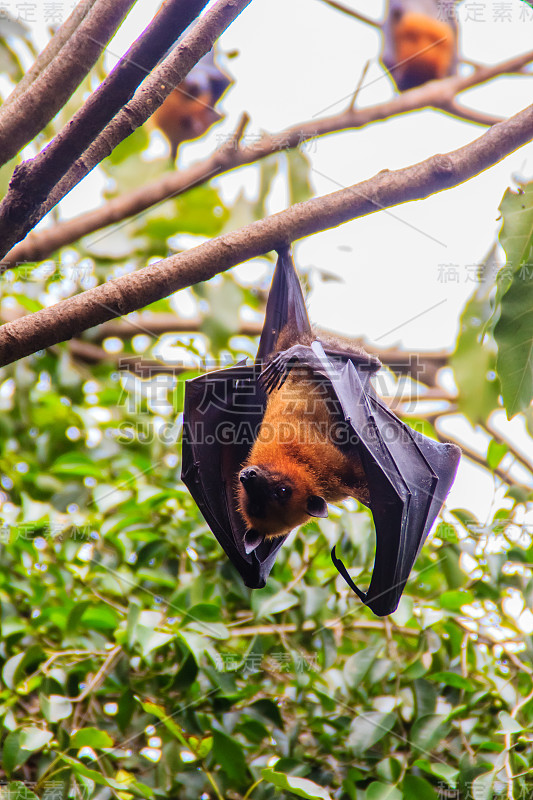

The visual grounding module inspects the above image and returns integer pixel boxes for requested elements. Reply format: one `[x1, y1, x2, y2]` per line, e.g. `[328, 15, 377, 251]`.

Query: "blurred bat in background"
[152, 46, 232, 160]
[382, 0, 458, 90]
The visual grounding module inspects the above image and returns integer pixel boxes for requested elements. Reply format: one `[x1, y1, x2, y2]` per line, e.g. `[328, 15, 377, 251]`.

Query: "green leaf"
[3, 731, 30, 777]
[2, 652, 26, 690]
[410, 714, 451, 752]
[376, 758, 402, 783]
[183, 603, 223, 623]
[80, 605, 120, 631]
[492, 181, 533, 417]
[107, 125, 149, 164]
[344, 645, 382, 688]
[19, 727, 53, 751]
[255, 590, 299, 618]
[285, 147, 313, 205]
[253, 153, 280, 218]
[487, 440, 508, 470]
[173, 186, 229, 236]
[58, 754, 154, 798]
[451, 244, 500, 423]
[41, 694, 73, 722]
[439, 589, 474, 611]
[402, 775, 438, 800]
[136, 626, 175, 656]
[138, 699, 189, 747]
[348, 712, 396, 756]
[4, 782, 40, 800]
[413, 679, 437, 719]
[262, 768, 333, 799]
[250, 699, 284, 728]
[366, 782, 403, 800]
[429, 672, 475, 691]
[50, 452, 105, 479]
[212, 729, 248, 785]
[499, 182, 533, 277]
[70, 728, 115, 749]
[497, 711, 523, 734]
[189, 735, 213, 758]
[470, 771, 496, 800]
[494, 266, 533, 417]
[414, 759, 458, 786]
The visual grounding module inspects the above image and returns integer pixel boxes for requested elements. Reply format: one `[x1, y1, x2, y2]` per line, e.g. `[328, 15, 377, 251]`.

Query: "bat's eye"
[276, 485, 292, 501]
[391, 7, 403, 23]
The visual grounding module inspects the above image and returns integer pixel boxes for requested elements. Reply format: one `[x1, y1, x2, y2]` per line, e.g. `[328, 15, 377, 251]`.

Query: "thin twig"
[65, 644, 122, 702]
[349, 59, 371, 109]
[315, 0, 382, 29]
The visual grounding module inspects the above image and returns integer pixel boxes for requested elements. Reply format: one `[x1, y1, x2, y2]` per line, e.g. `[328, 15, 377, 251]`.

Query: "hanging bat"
[181, 248, 460, 616]
[381, 0, 458, 91]
[152, 48, 232, 160]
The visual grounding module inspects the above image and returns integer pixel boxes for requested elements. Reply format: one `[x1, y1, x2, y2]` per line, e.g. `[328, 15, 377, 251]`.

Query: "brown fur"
[393, 13, 455, 88]
[237, 329, 374, 538]
[152, 87, 220, 160]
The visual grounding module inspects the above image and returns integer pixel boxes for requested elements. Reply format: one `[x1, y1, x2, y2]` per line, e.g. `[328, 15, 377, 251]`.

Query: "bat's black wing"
[307, 341, 460, 616]
[181, 247, 311, 587]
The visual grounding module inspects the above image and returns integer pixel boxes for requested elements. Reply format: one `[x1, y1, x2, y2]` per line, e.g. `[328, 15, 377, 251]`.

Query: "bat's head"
[237, 464, 328, 552]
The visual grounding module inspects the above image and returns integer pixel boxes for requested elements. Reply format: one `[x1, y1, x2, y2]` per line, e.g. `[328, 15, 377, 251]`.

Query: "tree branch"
[444, 100, 503, 128]
[0, 0, 137, 168]
[433, 424, 533, 491]
[313, 0, 382, 28]
[0, 0, 215, 254]
[1, 101, 532, 367]
[0, 0, 98, 113]
[0, 306, 451, 384]
[0, 0, 252, 263]
[485, 420, 533, 479]
[4, 46, 533, 269]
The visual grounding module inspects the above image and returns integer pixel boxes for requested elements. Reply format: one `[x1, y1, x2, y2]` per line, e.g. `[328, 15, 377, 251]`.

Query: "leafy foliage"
[0, 15, 533, 800]
[492, 181, 533, 417]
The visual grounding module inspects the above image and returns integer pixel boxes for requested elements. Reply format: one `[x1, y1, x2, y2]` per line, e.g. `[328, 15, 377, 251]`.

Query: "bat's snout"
[238, 466, 272, 518]
[239, 467, 259, 488]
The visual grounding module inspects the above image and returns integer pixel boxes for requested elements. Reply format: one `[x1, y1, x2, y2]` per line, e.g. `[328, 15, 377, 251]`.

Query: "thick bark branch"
[1, 100, 533, 367]
[0, 0, 214, 254]
[4, 46, 532, 269]
[0, 0, 136, 168]
[0, 0, 252, 263]
[0, 0, 98, 112]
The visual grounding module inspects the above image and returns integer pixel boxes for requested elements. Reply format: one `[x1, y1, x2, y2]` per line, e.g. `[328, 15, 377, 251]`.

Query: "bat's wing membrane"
[182, 363, 286, 587]
[313, 343, 460, 616]
[181, 247, 311, 587]
[256, 247, 312, 362]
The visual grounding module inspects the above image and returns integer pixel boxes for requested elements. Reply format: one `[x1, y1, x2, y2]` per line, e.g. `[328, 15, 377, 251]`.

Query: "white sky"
[20, 0, 533, 519]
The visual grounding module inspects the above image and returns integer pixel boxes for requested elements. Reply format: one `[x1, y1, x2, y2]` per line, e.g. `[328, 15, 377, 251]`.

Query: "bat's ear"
[307, 495, 328, 518]
[244, 528, 264, 554]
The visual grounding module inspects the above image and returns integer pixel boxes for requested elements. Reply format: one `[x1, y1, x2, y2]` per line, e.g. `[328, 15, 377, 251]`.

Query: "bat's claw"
[258, 353, 294, 394]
